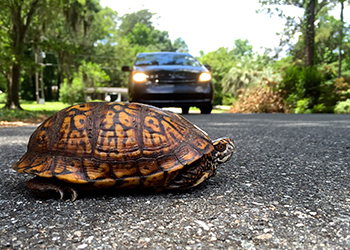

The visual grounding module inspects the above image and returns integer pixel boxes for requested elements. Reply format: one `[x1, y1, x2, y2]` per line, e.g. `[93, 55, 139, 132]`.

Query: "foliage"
[230, 67, 284, 113]
[231, 39, 254, 57]
[0, 0, 349, 114]
[277, 62, 335, 112]
[199, 39, 275, 106]
[118, 9, 187, 53]
[59, 79, 85, 105]
[199, 47, 236, 105]
[59, 61, 109, 104]
[301, 66, 324, 106]
[222, 56, 259, 96]
[257, 0, 335, 58]
[230, 85, 284, 113]
[295, 98, 312, 113]
[334, 99, 350, 113]
[0, 93, 7, 103]
[0, 74, 6, 92]
[118, 9, 154, 37]
[0, 0, 46, 109]
[222, 94, 234, 106]
[312, 103, 326, 113]
[315, 14, 343, 64]
[334, 76, 350, 99]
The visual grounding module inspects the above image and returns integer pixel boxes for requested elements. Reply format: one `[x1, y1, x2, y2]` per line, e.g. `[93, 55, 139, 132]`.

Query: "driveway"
[0, 113, 349, 249]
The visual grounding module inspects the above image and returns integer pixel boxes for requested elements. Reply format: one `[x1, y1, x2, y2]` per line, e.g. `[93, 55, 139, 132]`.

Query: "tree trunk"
[305, 0, 316, 67]
[3, 0, 40, 110]
[338, 0, 344, 78]
[5, 63, 22, 109]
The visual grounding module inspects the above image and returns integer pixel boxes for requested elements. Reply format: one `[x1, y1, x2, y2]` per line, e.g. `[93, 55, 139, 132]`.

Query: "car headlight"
[133, 72, 147, 82]
[199, 72, 212, 82]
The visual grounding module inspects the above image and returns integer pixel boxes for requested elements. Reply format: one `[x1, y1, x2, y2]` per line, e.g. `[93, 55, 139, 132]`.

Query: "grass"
[0, 101, 70, 122]
[0, 100, 229, 123]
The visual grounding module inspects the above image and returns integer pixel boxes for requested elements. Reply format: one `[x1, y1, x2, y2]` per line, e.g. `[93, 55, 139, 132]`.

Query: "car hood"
[133, 65, 207, 73]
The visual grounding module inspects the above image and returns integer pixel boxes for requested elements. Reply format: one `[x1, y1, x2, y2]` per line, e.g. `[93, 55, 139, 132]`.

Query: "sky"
[100, 0, 349, 57]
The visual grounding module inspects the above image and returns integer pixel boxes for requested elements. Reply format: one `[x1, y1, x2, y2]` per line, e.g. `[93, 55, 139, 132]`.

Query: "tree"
[173, 38, 189, 52]
[126, 23, 153, 46]
[0, 0, 41, 109]
[118, 9, 188, 53]
[258, 0, 333, 62]
[231, 39, 253, 57]
[199, 40, 259, 105]
[336, 0, 350, 77]
[304, 0, 316, 66]
[118, 9, 154, 37]
[0, 0, 102, 108]
[93, 37, 135, 87]
[0, 9, 12, 94]
[46, 0, 104, 86]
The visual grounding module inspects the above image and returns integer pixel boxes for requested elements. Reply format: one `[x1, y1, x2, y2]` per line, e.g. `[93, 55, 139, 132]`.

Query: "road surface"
[0, 113, 349, 249]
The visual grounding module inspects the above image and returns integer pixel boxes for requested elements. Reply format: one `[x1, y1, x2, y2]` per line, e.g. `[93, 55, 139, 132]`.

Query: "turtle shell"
[12, 102, 214, 189]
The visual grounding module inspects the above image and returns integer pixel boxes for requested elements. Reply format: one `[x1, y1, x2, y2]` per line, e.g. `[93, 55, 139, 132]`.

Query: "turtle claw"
[58, 188, 65, 200]
[27, 177, 78, 201]
[68, 187, 78, 202]
[57, 186, 78, 201]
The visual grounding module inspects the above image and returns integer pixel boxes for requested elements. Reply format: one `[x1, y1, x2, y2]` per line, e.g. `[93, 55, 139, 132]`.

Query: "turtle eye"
[214, 143, 226, 152]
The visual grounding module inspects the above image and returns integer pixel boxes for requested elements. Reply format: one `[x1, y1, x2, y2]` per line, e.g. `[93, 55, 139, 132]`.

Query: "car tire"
[200, 105, 212, 114]
[182, 107, 189, 114]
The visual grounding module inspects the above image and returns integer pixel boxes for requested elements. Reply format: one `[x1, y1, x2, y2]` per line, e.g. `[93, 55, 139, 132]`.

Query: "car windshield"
[134, 54, 202, 67]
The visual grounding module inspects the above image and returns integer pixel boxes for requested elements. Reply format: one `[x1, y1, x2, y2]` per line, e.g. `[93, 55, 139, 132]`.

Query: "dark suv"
[122, 52, 214, 114]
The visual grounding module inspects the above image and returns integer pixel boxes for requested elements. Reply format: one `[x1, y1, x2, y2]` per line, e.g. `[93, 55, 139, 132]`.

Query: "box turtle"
[12, 102, 235, 201]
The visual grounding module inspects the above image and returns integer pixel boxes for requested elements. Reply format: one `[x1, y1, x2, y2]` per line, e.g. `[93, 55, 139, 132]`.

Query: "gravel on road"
[0, 113, 349, 249]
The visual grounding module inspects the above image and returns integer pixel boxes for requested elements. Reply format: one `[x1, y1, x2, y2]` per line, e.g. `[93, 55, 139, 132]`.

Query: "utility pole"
[35, 52, 40, 104]
[40, 51, 45, 103]
[35, 49, 45, 104]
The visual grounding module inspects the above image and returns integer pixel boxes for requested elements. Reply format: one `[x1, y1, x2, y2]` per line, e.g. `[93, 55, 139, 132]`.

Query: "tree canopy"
[0, 1, 349, 114]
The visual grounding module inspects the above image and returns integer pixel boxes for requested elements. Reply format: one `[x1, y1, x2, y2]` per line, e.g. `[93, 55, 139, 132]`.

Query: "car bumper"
[129, 82, 214, 108]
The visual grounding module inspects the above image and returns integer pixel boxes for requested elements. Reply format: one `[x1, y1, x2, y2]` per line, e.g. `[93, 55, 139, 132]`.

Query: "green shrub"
[59, 79, 85, 105]
[279, 64, 303, 98]
[0, 74, 6, 93]
[301, 66, 324, 108]
[59, 61, 109, 105]
[295, 98, 312, 114]
[312, 103, 326, 113]
[0, 93, 7, 103]
[334, 99, 350, 114]
[222, 93, 234, 106]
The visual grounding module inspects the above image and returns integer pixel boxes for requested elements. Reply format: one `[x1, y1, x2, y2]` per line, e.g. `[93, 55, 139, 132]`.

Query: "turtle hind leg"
[166, 155, 215, 190]
[26, 177, 78, 201]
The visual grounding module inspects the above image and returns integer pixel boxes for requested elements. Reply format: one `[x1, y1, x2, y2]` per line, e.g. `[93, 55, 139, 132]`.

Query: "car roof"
[136, 52, 192, 57]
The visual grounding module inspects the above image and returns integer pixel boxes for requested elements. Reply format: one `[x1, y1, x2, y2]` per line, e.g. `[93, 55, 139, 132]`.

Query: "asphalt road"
[0, 113, 349, 249]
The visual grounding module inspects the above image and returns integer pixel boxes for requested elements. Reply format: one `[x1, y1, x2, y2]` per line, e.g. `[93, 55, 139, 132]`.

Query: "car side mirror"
[122, 65, 131, 72]
[204, 64, 211, 71]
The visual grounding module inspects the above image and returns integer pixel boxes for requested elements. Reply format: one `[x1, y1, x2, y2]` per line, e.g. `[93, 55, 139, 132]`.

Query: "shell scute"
[138, 158, 159, 176]
[112, 162, 138, 179]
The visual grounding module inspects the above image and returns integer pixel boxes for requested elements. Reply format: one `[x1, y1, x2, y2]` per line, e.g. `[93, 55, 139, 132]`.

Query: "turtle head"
[212, 138, 235, 165]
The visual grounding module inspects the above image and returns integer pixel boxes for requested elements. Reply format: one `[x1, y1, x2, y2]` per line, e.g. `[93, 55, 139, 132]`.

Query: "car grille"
[143, 93, 208, 100]
[147, 71, 198, 84]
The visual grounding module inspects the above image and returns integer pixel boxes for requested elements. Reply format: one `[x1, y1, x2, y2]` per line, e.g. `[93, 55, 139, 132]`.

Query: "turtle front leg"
[26, 177, 78, 201]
